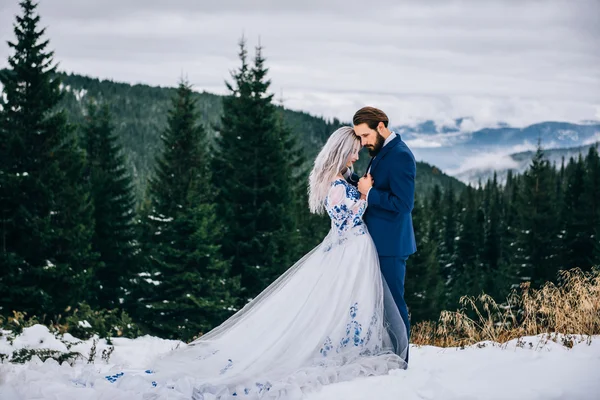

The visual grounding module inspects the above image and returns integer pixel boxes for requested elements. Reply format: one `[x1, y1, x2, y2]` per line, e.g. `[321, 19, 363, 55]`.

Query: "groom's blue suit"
[349, 133, 416, 363]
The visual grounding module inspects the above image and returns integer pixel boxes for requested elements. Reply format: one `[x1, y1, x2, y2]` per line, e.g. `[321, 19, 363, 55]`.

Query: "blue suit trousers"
[379, 255, 410, 363]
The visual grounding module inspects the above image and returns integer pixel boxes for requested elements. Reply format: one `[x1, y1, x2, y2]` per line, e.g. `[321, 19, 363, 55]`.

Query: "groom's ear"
[377, 122, 385, 133]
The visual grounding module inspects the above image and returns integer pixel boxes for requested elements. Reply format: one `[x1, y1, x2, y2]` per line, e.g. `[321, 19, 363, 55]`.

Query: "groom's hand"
[358, 174, 373, 196]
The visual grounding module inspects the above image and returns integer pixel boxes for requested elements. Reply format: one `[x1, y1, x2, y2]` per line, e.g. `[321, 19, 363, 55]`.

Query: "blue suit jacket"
[350, 134, 417, 257]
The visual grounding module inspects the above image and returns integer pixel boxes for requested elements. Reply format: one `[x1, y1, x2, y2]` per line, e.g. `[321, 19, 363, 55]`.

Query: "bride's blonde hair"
[308, 126, 361, 214]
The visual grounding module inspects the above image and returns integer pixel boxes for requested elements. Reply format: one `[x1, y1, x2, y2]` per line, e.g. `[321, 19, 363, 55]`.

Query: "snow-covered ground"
[0, 325, 598, 400]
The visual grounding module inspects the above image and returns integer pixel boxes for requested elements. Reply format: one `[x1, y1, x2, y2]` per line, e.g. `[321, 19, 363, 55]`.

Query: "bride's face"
[346, 144, 360, 167]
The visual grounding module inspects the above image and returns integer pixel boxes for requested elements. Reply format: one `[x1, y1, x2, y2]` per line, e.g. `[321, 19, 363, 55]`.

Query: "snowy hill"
[1, 325, 598, 400]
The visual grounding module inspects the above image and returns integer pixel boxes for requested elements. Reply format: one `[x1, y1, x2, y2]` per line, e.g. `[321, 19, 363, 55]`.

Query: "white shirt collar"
[383, 131, 396, 147]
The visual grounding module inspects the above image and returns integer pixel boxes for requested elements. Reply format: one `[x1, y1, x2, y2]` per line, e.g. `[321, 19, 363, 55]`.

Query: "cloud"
[404, 138, 444, 148]
[447, 142, 539, 175]
[447, 152, 521, 176]
[402, 129, 473, 149]
[0, 0, 598, 127]
[582, 132, 600, 146]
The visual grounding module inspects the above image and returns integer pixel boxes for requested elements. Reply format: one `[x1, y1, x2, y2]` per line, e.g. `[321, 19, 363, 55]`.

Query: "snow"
[311, 338, 599, 400]
[74, 88, 87, 101]
[78, 320, 92, 329]
[0, 325, 598, 400]
[43, 260, 55, 270]
[148, 215, 173, 222]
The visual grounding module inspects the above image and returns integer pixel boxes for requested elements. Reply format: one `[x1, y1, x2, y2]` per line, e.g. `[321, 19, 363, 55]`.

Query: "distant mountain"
[48, 72, 461, 201]
[395, 118, 600, 174]
[465, 122, 600, 148]
[455, 142, 600, 185]
[395, 119, 600, 145]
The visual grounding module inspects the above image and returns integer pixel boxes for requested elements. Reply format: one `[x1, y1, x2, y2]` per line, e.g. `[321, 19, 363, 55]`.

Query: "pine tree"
[450, 186, 481, 305]
[405, 197, 443, 322]
[561, 155, 592, 271]
[481, 174, 504, 300]
[439, 183, 457, 308]
[212, 38, 298, 302]
[137, 80, 238, 340]
[498, 170, 521, 292]
[515, 144, 559, 287]
[583, 146, 600, 267]
[82, 103, 139, 310]
[0, 0, 98, 318]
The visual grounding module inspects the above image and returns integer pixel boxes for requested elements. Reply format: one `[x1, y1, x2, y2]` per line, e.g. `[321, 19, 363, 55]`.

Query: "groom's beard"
[367, 133, 386, 157]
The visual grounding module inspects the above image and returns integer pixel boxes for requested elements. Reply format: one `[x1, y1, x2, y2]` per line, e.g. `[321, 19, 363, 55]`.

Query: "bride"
[100, 127, 408, 399]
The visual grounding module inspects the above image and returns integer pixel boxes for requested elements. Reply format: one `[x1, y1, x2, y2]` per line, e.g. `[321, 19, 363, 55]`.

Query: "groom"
[344, 106, 416, 364]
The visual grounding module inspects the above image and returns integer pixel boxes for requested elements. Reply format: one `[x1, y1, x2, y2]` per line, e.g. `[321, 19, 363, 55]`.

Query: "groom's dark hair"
[353, 107, 389, 130]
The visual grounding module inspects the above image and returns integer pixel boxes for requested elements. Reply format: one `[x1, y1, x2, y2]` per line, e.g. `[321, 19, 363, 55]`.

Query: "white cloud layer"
[446, 144, 538, 176]
[0, 0, 598, 128]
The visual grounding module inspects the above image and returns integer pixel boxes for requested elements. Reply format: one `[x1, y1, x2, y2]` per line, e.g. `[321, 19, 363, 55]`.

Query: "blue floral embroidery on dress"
[256, 381, 272, 394]
[337, 303, 365, 352]
[105, 372, 124, 383]
[320, 336, 333, 356]
[220, 359, 233, 375]
[323, 180, 367, 252]
[359, 313, 380, 356]
[345, 182, 361, 200]
[232, 383, 254, 396]
[318, 302, 376, 357]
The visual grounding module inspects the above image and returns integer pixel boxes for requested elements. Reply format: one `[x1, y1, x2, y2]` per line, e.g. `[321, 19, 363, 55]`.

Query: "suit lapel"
[370, 134, 401, 174]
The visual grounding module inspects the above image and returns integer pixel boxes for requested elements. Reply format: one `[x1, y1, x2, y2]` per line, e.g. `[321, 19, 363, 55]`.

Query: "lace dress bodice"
[324, 178, 367, 238]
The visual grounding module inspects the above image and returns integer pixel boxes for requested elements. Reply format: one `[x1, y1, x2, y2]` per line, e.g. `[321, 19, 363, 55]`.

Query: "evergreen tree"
[481, 174, 504, 299]
[82, 103, 139, 310]
[450, 186, 481, 305]
[0, 0, 97, 318]
[212, 38, 298, 302]
[137, 80, 238, 340]
[499, 170, 520, 291]
[583, 146, 600, 267]
[515, 144, 559, 287]
[561, 155, 591, 270]
[439, 183, 457, 308]
[427, 184, 445, 307]
[405, 197, 443, 322]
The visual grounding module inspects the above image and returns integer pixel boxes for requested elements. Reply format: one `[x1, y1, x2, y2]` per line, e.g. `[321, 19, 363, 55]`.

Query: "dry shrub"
[411, 267, 600, 348]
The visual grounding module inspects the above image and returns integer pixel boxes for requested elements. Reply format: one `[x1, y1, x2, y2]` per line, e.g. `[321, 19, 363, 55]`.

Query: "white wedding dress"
[82, 178, 408, 399]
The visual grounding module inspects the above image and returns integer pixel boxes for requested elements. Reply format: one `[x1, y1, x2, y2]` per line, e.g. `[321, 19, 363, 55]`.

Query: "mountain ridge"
[49, 71, 466, 200]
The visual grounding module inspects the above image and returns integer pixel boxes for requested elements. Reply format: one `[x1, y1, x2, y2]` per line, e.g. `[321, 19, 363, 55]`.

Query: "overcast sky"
[1, 0, 599, 131]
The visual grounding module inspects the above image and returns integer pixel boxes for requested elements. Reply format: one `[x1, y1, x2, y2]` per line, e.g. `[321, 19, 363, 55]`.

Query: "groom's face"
[355, 123, 385, 157]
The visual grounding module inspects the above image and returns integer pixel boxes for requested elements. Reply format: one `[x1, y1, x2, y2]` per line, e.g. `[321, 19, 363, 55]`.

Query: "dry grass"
[412, 267, 600, 348]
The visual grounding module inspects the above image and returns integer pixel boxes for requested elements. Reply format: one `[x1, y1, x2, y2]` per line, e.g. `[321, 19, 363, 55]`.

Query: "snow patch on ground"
[0, 325, 598, 400]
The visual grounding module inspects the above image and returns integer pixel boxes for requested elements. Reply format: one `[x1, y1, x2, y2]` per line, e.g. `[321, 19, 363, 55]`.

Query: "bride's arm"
[326, 183, 367, 234]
